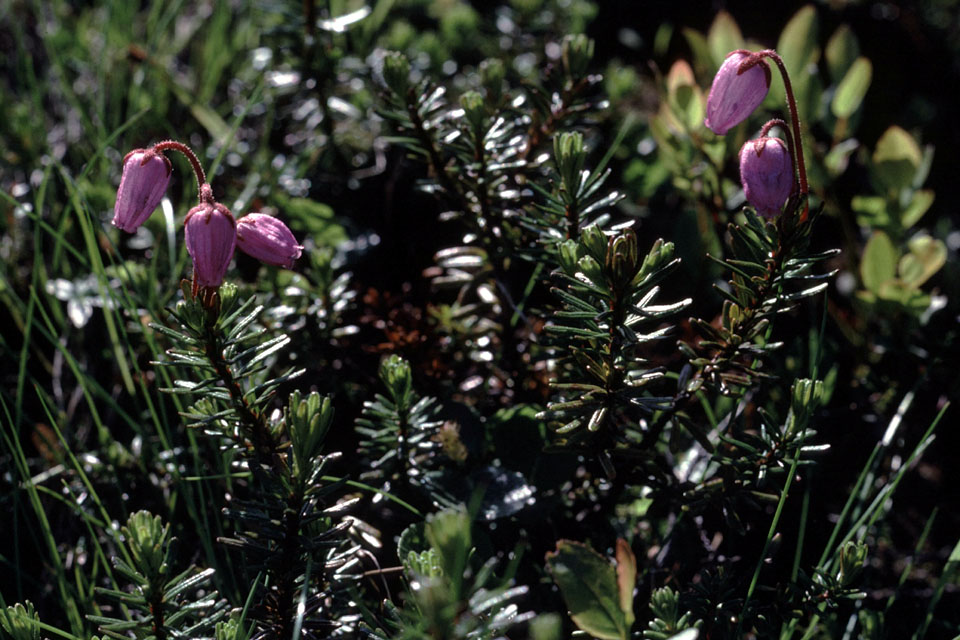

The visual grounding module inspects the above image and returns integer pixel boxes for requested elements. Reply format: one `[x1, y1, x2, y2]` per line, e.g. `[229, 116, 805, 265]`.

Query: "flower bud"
[112, 149, 172, 232]
[704, 52, 771, 135]
[235, 213, 302, 268]
[185, 201, 236, 287]
[739, 136, 794, 218]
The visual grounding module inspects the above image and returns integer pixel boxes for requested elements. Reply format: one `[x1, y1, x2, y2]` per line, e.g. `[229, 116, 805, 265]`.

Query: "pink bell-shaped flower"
[185, 196, 236, 287]
[112, 149, 172, 232]
[739, 136, 794, 218]
[704, 52, 771, 135]
[235, 213, 303, 268]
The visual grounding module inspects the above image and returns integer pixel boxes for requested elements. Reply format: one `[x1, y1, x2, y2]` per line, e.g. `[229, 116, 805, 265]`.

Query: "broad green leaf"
[707, 11, 744, 68]
[872, 126, 922, 191]
[825, 24, 860, 82]
[901, 189, 935, 229]
[666, 59, 696, 97]
[899, 235, 946, 288]
[615, 539, 637, 628]
[769, 5, 819, 109]
[851, 195, 890, 228]
[831, 57, 871, 119]
[273, 195, 347, 248]
[666, 60, 705, 131]
[547, 540, 629, 640]
[681, 27, 713, 77]
[778, 5, 819, 75]
[654, 23, 674, 58]
[824, 138, 859, 177]
[860, 231, 897, 293]
[673, 85, 705, 132]
[876, 280, 930, 312]
[530, 613, 563, 640]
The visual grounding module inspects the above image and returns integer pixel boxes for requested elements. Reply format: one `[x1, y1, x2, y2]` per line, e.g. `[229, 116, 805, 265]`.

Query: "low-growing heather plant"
[2, 3, 957, 640]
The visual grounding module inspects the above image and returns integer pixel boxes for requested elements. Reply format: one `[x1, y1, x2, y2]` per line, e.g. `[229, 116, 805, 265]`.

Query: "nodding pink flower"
[112, 149, 172, 232]
[185, 200, 236, 287]
[704, 52, 771, 135]
[235, 213, 303, 268]
[739, 136, 794, 218]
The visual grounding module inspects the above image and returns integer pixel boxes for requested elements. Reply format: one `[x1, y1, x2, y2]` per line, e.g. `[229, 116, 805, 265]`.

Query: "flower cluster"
[705, 50, 804, 219]
[113, 142, 302, 289]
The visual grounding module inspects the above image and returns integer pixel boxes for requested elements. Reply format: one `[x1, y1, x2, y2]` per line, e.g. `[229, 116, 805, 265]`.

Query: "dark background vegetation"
[2, 0, 959, 638]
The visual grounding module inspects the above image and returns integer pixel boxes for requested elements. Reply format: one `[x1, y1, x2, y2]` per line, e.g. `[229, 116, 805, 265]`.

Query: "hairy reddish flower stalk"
[737, 50, 809, 214]
[152, 140, 207, 197]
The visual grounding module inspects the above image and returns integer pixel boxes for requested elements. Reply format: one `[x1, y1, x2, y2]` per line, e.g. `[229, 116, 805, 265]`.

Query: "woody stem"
[152, 140, 207, 198]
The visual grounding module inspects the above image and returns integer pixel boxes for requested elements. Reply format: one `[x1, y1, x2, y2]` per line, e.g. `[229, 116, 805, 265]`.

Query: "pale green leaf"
[873, 126, 922, 191]
[825, 24, 860, 83]
[861, 231, 897, 293]
[831, 57, 872, 119]
[769, 5, 819, 108]
[547, 540, 629, 640]
[900, 189, 935, 229]
[707, 11, 744, 69]
[681, 27, 713, 78]
[899, 235, 946, 288]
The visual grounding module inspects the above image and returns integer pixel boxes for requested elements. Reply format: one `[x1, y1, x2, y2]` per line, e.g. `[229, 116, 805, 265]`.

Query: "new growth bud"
[185, 195, 236, 287]
[704, 51, 771, 135]
[739, 136, 794, 218]
[562, 34, 594, 81]
[379, 355, 413, 410]
[479, 58, 506, 104]
[459, 91, 486, 130]
[382, 51, 411, 95]
[554, 131, 586, 194]
[235, 213, 302, 269]
[112, 148, 172, 232]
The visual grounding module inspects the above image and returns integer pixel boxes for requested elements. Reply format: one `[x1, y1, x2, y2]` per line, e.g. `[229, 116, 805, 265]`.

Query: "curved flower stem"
[153, 140, 207, 198]
[739, 50, 808, 215]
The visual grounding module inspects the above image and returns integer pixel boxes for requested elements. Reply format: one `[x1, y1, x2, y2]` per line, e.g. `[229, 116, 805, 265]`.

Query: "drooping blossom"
[704, 51, 771, 135]
[112, 149, 172, 232]
[235, 213, 302, 269]
[185, 195, 236, 287]
[739, 136, 794, 218]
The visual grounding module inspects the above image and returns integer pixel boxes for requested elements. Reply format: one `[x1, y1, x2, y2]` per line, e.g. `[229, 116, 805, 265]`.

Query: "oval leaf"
[825, 24, 860, 82]
[899, 235, 946, 288]
[860, 231, 897, 293]
[681, 27, 713, 78]
[707, 11, 744, 68]
[831, 57, 872, 119]
[900, 189, 935, 229]
[546, 540, 628, 640]
[872, 126, 922, 191]
[769, 5, 819, 108]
